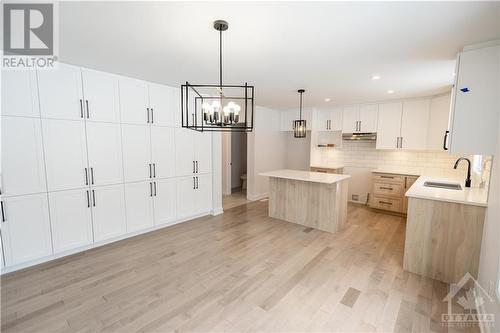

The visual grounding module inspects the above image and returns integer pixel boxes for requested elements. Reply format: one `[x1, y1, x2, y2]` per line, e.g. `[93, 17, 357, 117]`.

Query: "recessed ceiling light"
[387, 90, 395, 94]
[372, 75, 381, 80]
[324, 98, 331, 102]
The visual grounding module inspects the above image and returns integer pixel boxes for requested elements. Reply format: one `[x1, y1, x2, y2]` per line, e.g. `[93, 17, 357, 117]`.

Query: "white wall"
[247, 106, 286, 200]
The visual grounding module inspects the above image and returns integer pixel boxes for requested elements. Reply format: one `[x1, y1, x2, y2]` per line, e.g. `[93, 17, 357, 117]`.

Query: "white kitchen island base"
[261, 170, 350, 233]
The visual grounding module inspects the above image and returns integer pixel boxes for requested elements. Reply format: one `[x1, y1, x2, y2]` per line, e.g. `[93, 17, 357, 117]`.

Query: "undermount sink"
[423, 181, 462, 190]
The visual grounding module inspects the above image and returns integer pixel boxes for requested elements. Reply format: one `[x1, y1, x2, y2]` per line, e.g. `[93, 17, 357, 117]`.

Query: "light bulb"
[223, 106, 230, 115]
[234, 105, 241, 115]
[202, 102, 211, 110]
[227, 101, 236, 108]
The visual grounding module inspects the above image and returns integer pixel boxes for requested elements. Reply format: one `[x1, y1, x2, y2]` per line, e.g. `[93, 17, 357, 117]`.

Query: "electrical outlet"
[352, 194, 359, 201]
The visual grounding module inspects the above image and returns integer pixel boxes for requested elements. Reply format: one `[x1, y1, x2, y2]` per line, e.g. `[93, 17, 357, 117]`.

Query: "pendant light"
[181, 20, 254, 132]
[294, 89, 307, 138]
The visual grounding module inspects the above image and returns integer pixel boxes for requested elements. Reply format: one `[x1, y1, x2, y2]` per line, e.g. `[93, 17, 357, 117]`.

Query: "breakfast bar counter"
[259, 169, 351, 233]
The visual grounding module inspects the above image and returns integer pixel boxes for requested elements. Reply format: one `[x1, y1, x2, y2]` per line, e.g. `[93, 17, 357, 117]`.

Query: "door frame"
[221, 132, 232, 195]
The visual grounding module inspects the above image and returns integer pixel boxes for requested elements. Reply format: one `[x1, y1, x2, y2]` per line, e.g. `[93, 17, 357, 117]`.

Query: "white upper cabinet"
[149, 84, 175, 127]
[376, 103, 402, 149]
[342, 106, 359, 133]
[448, 44, 499, 155]
[49, 188, 93, 253]
[316, 108, 342, 131]
[38, 63, 84, 120]
[81, 68, 120, 123]
[1, 117, 46, 196]
[427, 94, 451, 151]
[330, 108, 343, 131]
[151, 126, 176, 179]
[91, 184, 127, 242]
[1, 193, 53, 266]
[358, 104, 378, 132]
[85, 122, 124, 186]
[153, 178, 177, 226]
[124, 181, 154, 232]
[119, 77, 149, 125]
[1, 69, 39, 117]
[42, 119, 89, 191]
[400, 99, 430, 150]
[175, 128, 196, 177]
[121, 124, 152, 183]
[195, 131, 212, 174]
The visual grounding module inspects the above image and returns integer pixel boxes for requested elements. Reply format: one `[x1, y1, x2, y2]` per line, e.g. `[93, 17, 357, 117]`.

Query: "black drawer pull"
[379, 201, 392, 205]
[380, 176, 395, 179]
[379, 187, 393, 190]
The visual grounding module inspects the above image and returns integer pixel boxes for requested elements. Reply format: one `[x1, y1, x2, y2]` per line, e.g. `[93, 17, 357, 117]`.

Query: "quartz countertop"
[259, 169, 351, 184]
[405, 176, 488, 207]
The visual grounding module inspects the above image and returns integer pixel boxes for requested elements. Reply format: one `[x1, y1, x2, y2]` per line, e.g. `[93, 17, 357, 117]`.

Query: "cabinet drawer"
[372, 173, 405, 184]
[373, 182, 404, 196]
[371, 195, 403, 213]
[311, 167, 343, 174]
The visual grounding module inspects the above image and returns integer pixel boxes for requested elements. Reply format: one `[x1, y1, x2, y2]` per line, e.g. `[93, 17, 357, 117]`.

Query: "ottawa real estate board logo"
[3, 2, 57, 69]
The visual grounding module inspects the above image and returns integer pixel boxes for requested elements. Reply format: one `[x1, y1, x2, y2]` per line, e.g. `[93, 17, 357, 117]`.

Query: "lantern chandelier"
[181, 20, 255, 132]
[293, 89, 307, 138]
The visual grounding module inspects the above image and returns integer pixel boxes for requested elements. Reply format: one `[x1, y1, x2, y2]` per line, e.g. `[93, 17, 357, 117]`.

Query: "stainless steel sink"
[423, 181, 462, 190]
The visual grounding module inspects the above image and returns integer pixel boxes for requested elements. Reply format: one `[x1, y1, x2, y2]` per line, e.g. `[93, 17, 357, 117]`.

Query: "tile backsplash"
[311, 140, 492, 189]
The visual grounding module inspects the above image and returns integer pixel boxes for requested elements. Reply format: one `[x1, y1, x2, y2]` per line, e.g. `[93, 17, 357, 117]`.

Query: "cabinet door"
[151, 126, 175, 179]
[427, 94, 451, 151]
[124, 181, 154, 232]
[149, 84, 175, 127]
[1, 193, 53, 266]
[121, 124, 152, 183]
[49, 188, 93, 253]
[175, 128, 195, 176]
[81, 69, 120, 123]
[42, 119, 89, 191]
[1, 117, 46, 196]
[91, 184, 127, 242]
[195, 131, 212, 174]
[316, 110, 330, 131]
[330, 108, 343, 131]
[86, 122, 124, 186]
[401, 100, 430, 150]
[359, 104, 378, 132]
[38, 63, 84, 120]
[342, 106, 358, 133]
[195, 174, 212, 214]
[1, 69, 39, 117]
[376, 103, 402, 149]
[153, 178, 176, 226]
[119, 77, 149, 125]
[176, 176, 196, 218]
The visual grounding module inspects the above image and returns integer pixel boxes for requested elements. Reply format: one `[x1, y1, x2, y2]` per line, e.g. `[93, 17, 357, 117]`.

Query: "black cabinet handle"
[400, 137, 403, 149]
[196, 176, 199, 189]
[92, 190, 96, 207]
[150, 182, 153, 197]
[379, 187, 393, 190]
[149, 163, 152, 178]
[80, 99, 84, 118]
[85, 100, 90, 118]
[193, 161, 195, 174]
[90, 167, 94, 185]
[380, 175, 395, 179]
[443, 130, 449, 151]
[153, 181, 157, 196]
[84, 168, 89, 185]
[193, 177, 196, 189]
[86, 190, 90, 208]
[379, 201, 392, 205]
[151, 108, 154, 123]
[1, 201, 5, 222]
[153, 163, 156, 178]
[146, 108, 150, 123]
[195, 161, 198, 173]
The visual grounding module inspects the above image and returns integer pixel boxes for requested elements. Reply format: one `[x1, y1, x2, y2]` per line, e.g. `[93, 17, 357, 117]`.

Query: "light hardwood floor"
[222, 191, 250, 210]
[1, 202, 478, 332]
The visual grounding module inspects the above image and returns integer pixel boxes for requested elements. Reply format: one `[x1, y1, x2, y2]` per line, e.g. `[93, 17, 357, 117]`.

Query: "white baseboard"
[211, 207, 224, 216]
[247, 193, 268, 201]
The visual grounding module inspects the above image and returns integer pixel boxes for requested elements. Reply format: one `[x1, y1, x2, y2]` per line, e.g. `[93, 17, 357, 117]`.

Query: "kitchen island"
[259, 169, 351, 233]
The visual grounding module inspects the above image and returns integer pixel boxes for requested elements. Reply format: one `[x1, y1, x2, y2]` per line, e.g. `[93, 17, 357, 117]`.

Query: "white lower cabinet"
[176, 174, 212, 219]
[151, 126, 176, 179]
[153, 178, 176, 226]
[196, 174, 213, 213]
[124, 181, 154, 232]
[49, 188, 93, 253]
[91, 184, 127, 242]
[0, 193, 53, 266]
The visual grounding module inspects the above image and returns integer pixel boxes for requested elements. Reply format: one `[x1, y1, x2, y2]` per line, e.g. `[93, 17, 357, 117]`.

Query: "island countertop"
[259, 169, 351, 184]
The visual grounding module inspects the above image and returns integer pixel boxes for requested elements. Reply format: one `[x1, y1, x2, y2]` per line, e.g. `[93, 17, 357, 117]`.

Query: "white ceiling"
[59, 1, 500, 109]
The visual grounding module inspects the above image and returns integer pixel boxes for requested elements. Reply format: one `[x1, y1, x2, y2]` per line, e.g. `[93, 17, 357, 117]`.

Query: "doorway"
[222, 132, 249, 210]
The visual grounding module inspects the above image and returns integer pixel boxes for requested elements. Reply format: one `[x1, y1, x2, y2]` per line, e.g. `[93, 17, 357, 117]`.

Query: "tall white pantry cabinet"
[0, 63, 214, 272]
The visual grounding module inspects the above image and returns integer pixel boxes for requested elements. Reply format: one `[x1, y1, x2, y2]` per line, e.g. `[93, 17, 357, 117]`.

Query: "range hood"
[342, 132, 377, 141]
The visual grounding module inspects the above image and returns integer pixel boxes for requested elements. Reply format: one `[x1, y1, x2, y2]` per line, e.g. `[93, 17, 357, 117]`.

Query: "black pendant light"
[181, 20, 255, 132]
[293, 89, 307, 138]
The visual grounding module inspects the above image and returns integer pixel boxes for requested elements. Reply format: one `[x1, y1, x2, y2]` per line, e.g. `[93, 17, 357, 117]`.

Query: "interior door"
[195, 174, 213, 214]
[342, 106, 359, 133]
[376, 103, 402, 149]
[49, 188, 93, 253]
[194, 131, 212, 174]
[42, 119, 89, 191]
[37, 63, 84, 120]
[1, 69, 39, 117]
[119, 77, 149, 125]
[359, 104, 378, 132]
[176, 176, 196, 218]
[401, 100, 430, 150]
[149, 84, 175, 126]
[175, 128, 195, 176]
[151, 126, 175, 179]
[1, 116, 46, 196]
[124, 181, 154, 232]
[121, 124, 152, 183]
[153, 178, 176, 226]
[91, 184, 127, 242]
[81, 68, 120, 123]
[86, 122, 124, 186]
[1, 193, 53, 266]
